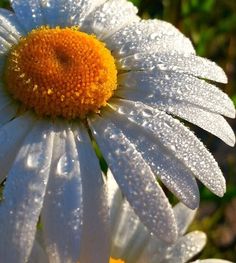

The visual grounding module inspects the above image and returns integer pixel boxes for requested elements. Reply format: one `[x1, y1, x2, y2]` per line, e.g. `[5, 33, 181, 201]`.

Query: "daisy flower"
[107, 174, 233, 263]
[0, 0, 234, 262]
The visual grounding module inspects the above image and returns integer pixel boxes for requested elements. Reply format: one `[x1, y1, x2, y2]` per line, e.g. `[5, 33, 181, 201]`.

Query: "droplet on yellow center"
[4, 27, 117, 119]
[109, 258, 125, 263]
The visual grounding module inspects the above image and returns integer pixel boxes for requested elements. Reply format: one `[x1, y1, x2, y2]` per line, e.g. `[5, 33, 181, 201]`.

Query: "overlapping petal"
[0, 113, 35, 183]
[89, 115, 177, 242]
[97, 107, 200, 209]
[41, 124, 82, 263]
[106, 20, 196, 57]
[82, 0, 139, 39]
[119, 52, 228, 84]
[0, 120, 54, 263]
[108, 176, 205, 263]
[0, 0, 234, 262]
[117, 70, 235, 145]
[74, 125, 110, 263]
[0, 8, 25, 41]
[109, 99, 226, 197]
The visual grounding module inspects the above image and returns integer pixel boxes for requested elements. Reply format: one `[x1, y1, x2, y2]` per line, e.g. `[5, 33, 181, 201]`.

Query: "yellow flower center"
[4, 27, 117, 119]
[109, 258, 124, 263]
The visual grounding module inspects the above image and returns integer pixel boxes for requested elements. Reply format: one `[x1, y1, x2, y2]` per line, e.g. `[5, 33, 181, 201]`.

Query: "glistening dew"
[0, 0, 234, 263]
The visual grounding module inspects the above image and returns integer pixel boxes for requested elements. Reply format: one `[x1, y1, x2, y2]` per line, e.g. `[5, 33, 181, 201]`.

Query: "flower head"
[0, 0, 235, 262]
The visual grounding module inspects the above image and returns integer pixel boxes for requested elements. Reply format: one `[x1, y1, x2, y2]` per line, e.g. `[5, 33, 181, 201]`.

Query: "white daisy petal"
[113, 201, 149, 262]
[106, 170, 123, 232]
[116, 77, 235, 146]
[41, 125, 82, 263]
[0, 120, 54, 263]
[82, 0, 139, 39]
[0, 35, 12, 53]
[193, 260, 233, 263]
[41, 0, 106, 27]
[118, 71, 235, 119]
[39, 0, 68, 27]
[66, 0, 106, 27]
[0, 103, 18, 126]
[10, 0, 44, 31]
[107, 175, 148, 261]
[28, 239, 49, 263]
[159, 103, 235, 147]
[0, 9, 25, 44]
[110, 100, 226, 197]
[0, 92, 12, 111]
[107, 172, 156, 262]
[102, 108, 199, 209]
[74, 124, 110, 263]
[162, 231, 206, 263]
[173, 203, 197, 236]
[106, 20, 195, 58]
[119, 52, 228, 84]
[0, 113, 35, 183]
[138, 204, 197, 263]
[89, 116, 177, 242]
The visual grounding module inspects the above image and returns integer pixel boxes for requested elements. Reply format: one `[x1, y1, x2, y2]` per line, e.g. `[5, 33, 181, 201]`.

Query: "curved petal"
[118, 84, 235, 146]
[119, 52, 228, 84]
[10, 0, 44, 31]
[110, 100, 226, 197]
[118, 70, 235, 119]
[0, 8, 25, 42]
[194, 260, 234, 263]
[0, 35, 12, 54]
[28, 239, 49, 263]
[89, 116, 177, 242]
[112, 200, 149, 262]
[40, 0, 106, 27]
[82, 0, 139, 39]
[74, 124, 110, 263]
[163, 231, 206, 263]
[0, 91, 13, 111]
[101, 108, 199, 209]
[0, 113, 35, 183]
[106, 170, 123, 233]
[0, 120, 54, 263]
[159, 103, 235, 147]
[41, 124, 82, 263]
[106, 20, 195, 58]
[107, 171, 149, 261]
[0, 103, 18, 127]
[173, 203, 197, 236]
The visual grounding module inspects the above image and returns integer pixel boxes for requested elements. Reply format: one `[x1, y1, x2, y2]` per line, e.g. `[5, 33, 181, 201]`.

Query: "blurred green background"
[0, 0, 235, 261]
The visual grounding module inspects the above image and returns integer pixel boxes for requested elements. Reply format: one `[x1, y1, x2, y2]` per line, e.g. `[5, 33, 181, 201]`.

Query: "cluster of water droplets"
[81, 0, 139, 39]
[106, 19, 195, 58]
[109, 99, 226, 197]
[89, 113, 177, 242]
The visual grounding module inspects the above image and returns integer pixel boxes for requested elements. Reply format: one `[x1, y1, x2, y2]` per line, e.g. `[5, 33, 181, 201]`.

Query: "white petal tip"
[220, 73, 228, 84]
[216, 185, 226, 198]
[226, 101, 236, 119]
[215, 65, 228, 84]
[186, 198, 200, 210]
[227, 135, 235, 147]
[179, 193, 199, 210]
[192, 231, 207, 245]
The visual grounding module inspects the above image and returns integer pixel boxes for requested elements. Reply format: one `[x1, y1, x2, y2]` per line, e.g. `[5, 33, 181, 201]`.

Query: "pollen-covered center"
[4, 27, 117, 119]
